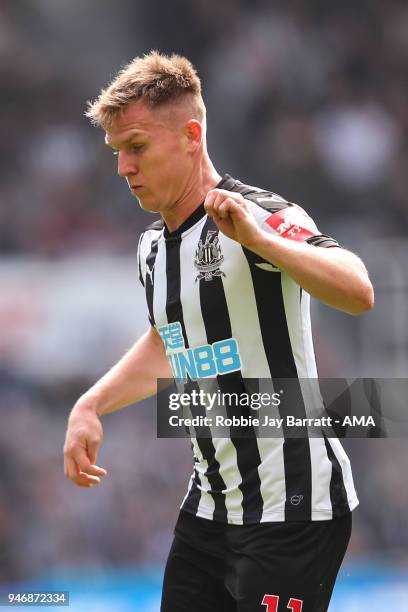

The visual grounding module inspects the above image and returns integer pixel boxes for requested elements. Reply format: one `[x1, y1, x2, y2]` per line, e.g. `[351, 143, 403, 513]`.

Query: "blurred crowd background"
[1, 0, 408, 607]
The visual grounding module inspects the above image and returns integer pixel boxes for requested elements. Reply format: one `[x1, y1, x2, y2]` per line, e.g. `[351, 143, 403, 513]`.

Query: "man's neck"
[163, 160, 222, 233]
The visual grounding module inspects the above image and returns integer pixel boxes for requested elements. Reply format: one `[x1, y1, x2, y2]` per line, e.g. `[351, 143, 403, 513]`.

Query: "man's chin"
[136, 196, 160, 214]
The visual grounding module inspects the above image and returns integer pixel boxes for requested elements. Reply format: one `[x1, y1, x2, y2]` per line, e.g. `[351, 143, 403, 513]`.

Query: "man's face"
[105, 100, 196, 214]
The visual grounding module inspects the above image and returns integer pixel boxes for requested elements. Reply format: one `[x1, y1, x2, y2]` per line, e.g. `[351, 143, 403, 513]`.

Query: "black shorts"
[161, 510, 352, 612]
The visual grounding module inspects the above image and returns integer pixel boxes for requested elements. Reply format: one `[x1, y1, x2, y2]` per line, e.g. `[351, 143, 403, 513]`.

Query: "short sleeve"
[243, 192, 341, 249]
[305, 234, 340, 248]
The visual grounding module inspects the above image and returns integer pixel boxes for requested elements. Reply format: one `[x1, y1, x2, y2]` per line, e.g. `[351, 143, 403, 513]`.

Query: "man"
[64, 51, 374, 611]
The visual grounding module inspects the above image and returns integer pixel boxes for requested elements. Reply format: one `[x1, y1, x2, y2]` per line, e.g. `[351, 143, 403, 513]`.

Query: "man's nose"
[117, 151, 138, 177]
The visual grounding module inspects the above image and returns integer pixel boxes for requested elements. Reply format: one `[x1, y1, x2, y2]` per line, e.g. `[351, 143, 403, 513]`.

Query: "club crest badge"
[194, 230, 226, 282]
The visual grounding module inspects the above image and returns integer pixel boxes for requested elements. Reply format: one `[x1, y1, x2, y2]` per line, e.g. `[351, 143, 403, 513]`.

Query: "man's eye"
[112, 150, 119, 156]
[131, 144, 144, 152]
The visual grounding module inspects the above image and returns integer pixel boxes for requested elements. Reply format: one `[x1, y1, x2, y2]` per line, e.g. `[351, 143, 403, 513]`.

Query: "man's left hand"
[204, 189, 262, 249]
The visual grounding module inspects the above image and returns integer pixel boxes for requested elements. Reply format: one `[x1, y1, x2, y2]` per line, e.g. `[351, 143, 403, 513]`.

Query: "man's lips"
[130, 185, 143, 190]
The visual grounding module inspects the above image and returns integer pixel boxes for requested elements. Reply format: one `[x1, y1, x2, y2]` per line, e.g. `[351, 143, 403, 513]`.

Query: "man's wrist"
[244, 229, 277, 258]
[73, 391, 104, 417]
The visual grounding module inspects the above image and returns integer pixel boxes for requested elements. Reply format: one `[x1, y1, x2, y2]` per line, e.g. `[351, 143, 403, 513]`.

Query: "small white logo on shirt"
[255, 262, 278, 272]
[290, 494, 304, 506]
[146, 262, 155, 283]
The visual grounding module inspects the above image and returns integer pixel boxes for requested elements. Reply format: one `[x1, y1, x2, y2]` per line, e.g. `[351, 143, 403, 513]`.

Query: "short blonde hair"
[86, 50, 202, 129]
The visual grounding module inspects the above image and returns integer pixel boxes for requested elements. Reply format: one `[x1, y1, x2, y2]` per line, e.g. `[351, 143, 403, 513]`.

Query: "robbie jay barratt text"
[167, 414, 376, 428]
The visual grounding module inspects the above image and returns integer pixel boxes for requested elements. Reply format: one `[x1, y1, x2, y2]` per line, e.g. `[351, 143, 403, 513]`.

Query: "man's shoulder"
[137, 218, 164, 255]
[144, 218, 165, 232]
[227, 175, 340, 249]
[224, 175, 294, 214]
[139, 218, 165, 241]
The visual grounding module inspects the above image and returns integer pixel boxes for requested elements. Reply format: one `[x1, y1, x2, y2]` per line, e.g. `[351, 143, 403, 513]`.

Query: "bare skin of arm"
[63, 326, 171, 488]
[204, 189, 374, 316]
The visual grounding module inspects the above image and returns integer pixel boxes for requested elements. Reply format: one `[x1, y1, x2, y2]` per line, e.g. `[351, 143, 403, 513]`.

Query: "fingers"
[76, 463, 107, 488]
[64, 455, 92, 488]
[64, 445, 107, 488]
[87, 439, 99, 466]
[204, 189, 246, 220]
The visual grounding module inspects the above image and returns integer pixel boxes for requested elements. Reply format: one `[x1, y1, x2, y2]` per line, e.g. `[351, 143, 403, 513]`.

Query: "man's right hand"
[62, 327, 171, 488]
[63, 401, 108, 488]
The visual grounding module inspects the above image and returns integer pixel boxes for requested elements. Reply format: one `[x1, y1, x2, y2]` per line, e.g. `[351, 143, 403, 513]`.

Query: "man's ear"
[184, 119, 203, 150]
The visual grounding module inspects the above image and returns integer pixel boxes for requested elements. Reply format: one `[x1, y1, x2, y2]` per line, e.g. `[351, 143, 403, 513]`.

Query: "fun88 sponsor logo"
[158, 322, 242, 381]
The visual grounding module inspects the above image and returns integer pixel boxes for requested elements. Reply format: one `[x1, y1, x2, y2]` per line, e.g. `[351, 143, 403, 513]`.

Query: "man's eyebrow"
[105, 132, 146, 148]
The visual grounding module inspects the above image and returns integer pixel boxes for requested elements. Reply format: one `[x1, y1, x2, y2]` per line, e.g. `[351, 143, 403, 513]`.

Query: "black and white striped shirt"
[137, 174, 358, 524]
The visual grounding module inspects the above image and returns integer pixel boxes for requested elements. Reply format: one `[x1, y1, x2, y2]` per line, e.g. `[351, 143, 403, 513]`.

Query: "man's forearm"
[250, 232, 374, 315]
[77, 327, 172, 416]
